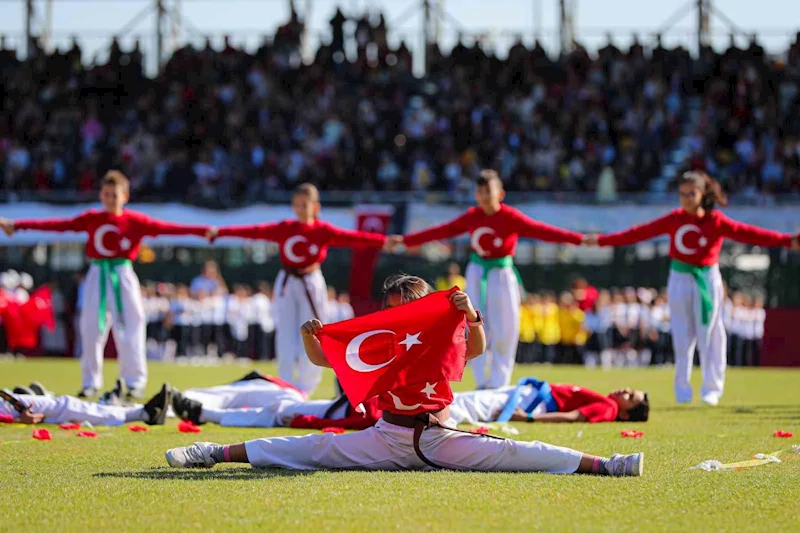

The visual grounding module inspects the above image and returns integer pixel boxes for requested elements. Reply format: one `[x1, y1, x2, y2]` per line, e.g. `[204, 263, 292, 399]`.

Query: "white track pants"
[667, 266, 726, 403]
[244, 419, 583, 472]
[273, 270, 327, 394]
[79, 263, 147, 391]
[183, 380, 309, 428]
[0, 394, 136, 426]
[465, 263, 521, 389]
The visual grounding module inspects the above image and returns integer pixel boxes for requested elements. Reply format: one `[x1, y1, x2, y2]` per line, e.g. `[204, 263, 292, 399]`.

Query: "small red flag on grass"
[621, 430, 644, 439]
[59, 423, 81, 430]
[178, 420, 202, 433]
[32, 428, 52, 440]
[127, 425, 148, 432]
[76, 431, 98, 438]
[773, 430, 793, 438]
[0, 413, 13, 424]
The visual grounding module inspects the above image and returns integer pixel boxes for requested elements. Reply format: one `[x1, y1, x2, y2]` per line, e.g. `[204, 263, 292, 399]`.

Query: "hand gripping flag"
[318, 287, 467, 408]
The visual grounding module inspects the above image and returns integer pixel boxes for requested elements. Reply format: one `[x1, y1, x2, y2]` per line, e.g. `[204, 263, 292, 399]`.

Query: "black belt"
[382, 409, 504, 469]
[279, 268, 321, 320]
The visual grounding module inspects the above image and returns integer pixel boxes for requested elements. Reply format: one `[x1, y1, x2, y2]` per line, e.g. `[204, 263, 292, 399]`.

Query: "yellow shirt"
[538, 303, 561, 345]
[435, 275, 467, 292]
[519, 304, 541, 343]
[559, 307, 587, 345]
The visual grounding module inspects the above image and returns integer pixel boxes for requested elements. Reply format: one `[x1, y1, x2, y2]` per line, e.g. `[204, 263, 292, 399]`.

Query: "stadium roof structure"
[0, 0, 773, 74]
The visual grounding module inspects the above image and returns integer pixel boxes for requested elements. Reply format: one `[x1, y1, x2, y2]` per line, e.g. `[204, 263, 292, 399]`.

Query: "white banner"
[0, 203, 357, 246]
[405, 203, 800, 239]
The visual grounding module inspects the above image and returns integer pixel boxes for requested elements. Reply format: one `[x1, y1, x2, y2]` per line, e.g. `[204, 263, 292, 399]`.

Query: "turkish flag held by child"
[0, 286, 55, 351]
[318, 287, 467, 414]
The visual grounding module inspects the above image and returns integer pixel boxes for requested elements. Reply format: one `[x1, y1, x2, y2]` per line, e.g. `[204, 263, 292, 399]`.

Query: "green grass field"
[1, 358, 798, 533]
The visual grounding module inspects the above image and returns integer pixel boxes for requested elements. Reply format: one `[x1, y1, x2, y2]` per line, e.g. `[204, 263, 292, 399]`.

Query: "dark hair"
[677, 171, 728, 211]
[381, 274, 433, 307]
[476, 169, 503, 190]
[625, 393, 649, 422]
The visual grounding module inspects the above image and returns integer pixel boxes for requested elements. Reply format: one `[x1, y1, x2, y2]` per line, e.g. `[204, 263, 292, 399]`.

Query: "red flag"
[0, 286, 54, 351]
[348, 207, 393, 316]
[318, 288, 467, 414]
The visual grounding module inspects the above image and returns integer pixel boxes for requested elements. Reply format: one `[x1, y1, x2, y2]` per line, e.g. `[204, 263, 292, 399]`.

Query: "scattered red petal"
[59, 423, 81, 430]
[0, 413, 13, 423]
[621, 430, 645, 439]
[76, 431, 98, 438]
[321, 426, 345, 434]
[177, 421, 202, 433]
[32, 428, 52, 440]
[773, 430, 794, 438]
[470, 426, 490, 435]
[127, 425, 148, 432]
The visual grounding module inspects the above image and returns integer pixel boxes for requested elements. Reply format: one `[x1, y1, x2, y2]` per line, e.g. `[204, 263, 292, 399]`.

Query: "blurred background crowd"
[3, 6, 800, 205]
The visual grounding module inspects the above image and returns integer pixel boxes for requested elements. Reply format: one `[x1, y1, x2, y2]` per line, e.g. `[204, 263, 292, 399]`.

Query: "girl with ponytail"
[584, 171, 799, 406]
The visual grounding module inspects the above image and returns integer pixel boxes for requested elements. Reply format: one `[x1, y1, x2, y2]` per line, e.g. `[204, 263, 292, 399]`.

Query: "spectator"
[435, 262, 467, 292]
[190, 260, 227, 297]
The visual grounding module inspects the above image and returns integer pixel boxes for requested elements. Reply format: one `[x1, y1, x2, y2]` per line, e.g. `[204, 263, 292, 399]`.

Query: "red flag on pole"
[348, 206, 393, 316]
[318, 288, 467, 414]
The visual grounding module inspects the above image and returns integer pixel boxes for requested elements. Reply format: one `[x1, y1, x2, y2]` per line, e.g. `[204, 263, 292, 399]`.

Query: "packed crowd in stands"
[0, 262, 767, 367]
[3, 8, 800, 202]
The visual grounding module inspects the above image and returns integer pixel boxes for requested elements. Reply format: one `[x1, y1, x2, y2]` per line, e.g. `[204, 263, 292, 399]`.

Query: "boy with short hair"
[0, 171, 210, 398]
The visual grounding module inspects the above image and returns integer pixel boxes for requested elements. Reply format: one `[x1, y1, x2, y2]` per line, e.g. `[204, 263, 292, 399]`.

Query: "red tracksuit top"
[403, 204, 583, 258]
[597, 208, 792, 266]
[216, 219, 386, 269]
[15, 209, 209, 260]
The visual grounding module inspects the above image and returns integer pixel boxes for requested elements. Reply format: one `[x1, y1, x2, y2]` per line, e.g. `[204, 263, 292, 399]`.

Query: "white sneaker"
[605, 452, 644, 477]
[701, 394, 719, 406]
[165, 442, 219, 468]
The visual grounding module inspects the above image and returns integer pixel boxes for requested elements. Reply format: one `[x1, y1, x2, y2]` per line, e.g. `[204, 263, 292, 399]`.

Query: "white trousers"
[449, 386, 548, 425]
[244, 419, 583, 472]
[183, 380, 311, 428]
[0, 394, 135, 426]
[465, 263, 521, 389]
[667, 266, 726, 403]
[80, 263, 147, 391]
[273, 270, 327, 394]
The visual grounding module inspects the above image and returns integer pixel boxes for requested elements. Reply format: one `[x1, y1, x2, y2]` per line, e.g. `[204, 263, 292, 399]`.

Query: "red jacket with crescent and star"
[402, 204, 583, 258]
[597, 209, 793, 266]
[15, 209, 209, 260]
[216, 219, 387, 269]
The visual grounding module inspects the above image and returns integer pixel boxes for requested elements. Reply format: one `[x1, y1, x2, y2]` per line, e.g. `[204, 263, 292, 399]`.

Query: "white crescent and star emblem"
[93, 224, 124, 257]
[345, 330, 423, 373]
[470, 226, 499, 257]
[420, 382, 438, 399]
[361, 216, 384, 233]
[387, 390, 422, 411]
[283, 235, 309, 263]
[674, 224, 707, 255]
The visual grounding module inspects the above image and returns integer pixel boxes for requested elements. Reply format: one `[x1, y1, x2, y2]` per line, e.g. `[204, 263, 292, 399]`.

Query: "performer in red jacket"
[209, 183, 389, 394]
[587, 171, 800, 406]
[0, 171, 209, 398]
[397, 171, 583, 390]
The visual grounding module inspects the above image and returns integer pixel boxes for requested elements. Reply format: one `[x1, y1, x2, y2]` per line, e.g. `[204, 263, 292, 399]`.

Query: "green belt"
[670, 259, 713, 326]
[468, 253, 523, 311]
[92, 258, 131, 331]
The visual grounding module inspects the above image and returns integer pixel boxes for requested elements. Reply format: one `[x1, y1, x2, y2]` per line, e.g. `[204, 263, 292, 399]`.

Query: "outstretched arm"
[505, 407, 585, 423]
[597, 212, 674, 247]
[327, 225, 387, 249]
[215, 222, 285, 241]
[402, 213, 471, 248]
[300, 319, 332, 368]
[139, 216, 209, 238]
[5, 213, 90, 234]
[511, 211, 583, 244]
[718, 214, 794, 248]
[450, 291, 486, 359]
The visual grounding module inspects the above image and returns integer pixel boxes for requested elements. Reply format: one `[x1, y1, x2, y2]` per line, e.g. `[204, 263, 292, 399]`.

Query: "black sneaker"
[98, 379, 123, 406]
[77, 388, 98, 398]
[143, 383, 173, 426]
[237, 370, 266, 382]
[29, 382, 51, 396]
[13, 386, 34, 396]
[172, 390, 204, 425]
[125, 386, 146, 401]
